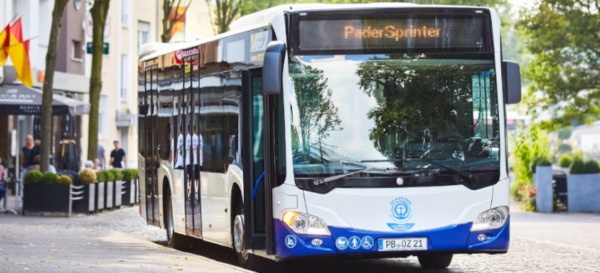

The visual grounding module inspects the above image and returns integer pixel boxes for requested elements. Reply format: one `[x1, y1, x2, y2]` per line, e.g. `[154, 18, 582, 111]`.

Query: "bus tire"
[418, 253, 453, 269]
[232, 198, 256, 270]
[164, 186, 186, 250]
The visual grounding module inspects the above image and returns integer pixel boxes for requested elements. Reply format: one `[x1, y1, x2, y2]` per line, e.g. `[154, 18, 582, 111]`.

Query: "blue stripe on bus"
[251, 172, 265, 200]
[273, 218, 510, 259]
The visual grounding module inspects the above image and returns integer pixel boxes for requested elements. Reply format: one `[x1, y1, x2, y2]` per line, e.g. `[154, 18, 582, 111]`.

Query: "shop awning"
[0, 84, 89, 116]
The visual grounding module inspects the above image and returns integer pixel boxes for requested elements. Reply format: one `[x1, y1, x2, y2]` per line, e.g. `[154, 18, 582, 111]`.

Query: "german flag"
[0, 24, 9, 66]
[0, 18, 33, 87]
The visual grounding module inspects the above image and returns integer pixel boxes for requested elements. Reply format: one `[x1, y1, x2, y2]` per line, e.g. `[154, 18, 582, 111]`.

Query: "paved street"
[1, 201, 600, 272]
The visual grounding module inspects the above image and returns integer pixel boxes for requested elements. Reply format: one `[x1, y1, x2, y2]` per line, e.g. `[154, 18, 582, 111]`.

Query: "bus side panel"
[138, 153, 147, 222]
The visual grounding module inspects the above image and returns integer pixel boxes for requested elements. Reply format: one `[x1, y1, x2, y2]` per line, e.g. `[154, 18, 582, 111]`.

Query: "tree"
[87, 0, 111, 161]
[290, 63, 342, 161]
[207, 0, 243, 34]
[516, 0, 600, 130]
[162, 0, 192, 42]
[40, 0, 69, 173]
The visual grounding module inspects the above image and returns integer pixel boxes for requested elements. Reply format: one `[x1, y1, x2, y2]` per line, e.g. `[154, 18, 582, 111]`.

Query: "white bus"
[137, 3, 521, 270]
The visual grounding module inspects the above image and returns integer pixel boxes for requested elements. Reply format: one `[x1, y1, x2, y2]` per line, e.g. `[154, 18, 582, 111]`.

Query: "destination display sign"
[297, 15, 492, 53]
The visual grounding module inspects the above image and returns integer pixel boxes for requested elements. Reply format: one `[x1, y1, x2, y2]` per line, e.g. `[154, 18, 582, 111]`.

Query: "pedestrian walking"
[98, 144, 106, 170]
[110, 140, 127, 170]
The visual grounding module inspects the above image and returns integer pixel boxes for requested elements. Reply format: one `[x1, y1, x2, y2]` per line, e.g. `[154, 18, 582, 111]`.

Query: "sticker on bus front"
[285, 235, 297, 248]
[336, 237, 349, 250]
[387, 197, 416, 231]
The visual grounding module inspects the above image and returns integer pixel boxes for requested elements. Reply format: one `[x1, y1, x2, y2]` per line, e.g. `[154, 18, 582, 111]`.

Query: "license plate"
[378, 238, 428, 251]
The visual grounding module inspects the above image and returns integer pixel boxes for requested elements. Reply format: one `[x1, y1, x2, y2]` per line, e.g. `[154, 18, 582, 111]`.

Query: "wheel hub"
[233, 215, 248, 259]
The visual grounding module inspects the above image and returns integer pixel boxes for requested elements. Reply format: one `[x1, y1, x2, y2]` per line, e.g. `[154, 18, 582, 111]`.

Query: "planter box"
[113, 180, 123, 208]
[23, 184, 72, 216]
[105, 181, 114, 209]
[96, 182, 105, 212]
[122, 179, 135, 206]
[567, 173, 600, 213]
[72, 184, 95, 214]
[535, 166, 553, 213]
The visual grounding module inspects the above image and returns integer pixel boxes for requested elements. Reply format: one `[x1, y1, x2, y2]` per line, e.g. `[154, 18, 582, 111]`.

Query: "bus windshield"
[289, 54, 500, 178]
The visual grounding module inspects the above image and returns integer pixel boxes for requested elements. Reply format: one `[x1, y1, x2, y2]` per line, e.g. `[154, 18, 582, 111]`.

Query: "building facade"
[81, 0, 214, 168]
[0, 0, 89, 164]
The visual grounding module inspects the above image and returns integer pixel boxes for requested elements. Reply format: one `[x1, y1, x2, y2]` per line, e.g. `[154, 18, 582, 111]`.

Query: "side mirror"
[262, 41, 286, 95]
[502, 61, 521, 104]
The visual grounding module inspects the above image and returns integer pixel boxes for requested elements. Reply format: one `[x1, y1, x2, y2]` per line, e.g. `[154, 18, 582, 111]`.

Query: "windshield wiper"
[360, 157, 479, 182]
[407, 157, 479, 182]
[312, 167, 402, 186]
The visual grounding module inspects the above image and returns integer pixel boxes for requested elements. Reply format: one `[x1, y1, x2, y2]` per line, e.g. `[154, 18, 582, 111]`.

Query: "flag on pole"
[4, 18, 33, 87]
[0, 24, 9, 66]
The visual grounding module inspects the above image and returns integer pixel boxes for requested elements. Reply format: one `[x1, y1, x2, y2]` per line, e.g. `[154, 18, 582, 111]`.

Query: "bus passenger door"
[242, 69, 275, 254]
[145, 65, 159, 226]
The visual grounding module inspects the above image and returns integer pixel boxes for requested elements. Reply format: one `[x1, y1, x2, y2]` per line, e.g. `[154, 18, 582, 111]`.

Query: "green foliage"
[559, 155, 572, 168]
[516, 0, 600, 130]
[103, 170, 115, 182]
[531, 155, 552, 173]
[523, 196, 536, 212]
[42, 172, 59, 184]
[122, 169, 139, 181]
[79, 169, 97, 184]
[24, 170, 43, 184]
[109, 169, 123, 180]
[95, 171, 105, 183]
[57, 175, 73, 185]
[510, 126, 550, 191]
[0, 157, 8, 168]
[568, 157, 599, 174]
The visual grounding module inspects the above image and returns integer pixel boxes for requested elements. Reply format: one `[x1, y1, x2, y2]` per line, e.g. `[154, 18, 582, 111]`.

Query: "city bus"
[137, 3, 521, 270]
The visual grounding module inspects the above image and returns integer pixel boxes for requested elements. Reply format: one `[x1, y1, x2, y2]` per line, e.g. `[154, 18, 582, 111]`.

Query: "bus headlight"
[282, 211, 331, 236]
[470, 206, 509, 231]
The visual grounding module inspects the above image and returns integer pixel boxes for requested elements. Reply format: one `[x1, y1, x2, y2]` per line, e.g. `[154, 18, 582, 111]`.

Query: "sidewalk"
[0, 207, 251, 272]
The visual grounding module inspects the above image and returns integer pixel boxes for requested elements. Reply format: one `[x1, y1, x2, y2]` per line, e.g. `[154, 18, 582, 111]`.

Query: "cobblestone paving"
[2, 206, 600, 273]
[0, 207, 250, 272]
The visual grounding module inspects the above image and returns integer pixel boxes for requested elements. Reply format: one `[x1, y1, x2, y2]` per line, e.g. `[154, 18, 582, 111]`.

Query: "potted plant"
[73, 169, 96, 214]
[558, 155, 571, 173]
[95, 171, 106, 212]
[567, 158, 600, 212]
[533, 156, 552, 213]
[109, 169, 123, 208]
[23, 171, 72, 216]
[103, 170, 115, 209]
[121, 169, 136, 206]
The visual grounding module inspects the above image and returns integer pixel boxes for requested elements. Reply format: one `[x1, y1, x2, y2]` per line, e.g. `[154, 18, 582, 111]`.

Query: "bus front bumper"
[274, 217, 510, 260]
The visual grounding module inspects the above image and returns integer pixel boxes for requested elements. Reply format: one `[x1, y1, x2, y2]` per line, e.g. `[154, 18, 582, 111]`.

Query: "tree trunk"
[87, 0, 111, 161]
[40, 0, 69, 173]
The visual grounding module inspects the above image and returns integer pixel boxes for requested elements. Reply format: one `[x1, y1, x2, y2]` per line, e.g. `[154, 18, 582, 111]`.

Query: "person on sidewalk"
[20, 135, 34, 175]
[92, 159, 102, 172]
[0, 164, 7, 204]
[98, 144, 106, 170]
[110, 140, 127, 170]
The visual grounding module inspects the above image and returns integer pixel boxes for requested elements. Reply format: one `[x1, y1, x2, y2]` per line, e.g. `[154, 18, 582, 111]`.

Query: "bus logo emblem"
[390, 197, 413, 222]
[388, 197, 415, 231]
[285, 235, 297, 248]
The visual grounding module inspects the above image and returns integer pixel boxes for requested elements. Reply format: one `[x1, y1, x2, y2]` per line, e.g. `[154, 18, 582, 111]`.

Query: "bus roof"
[139, 3, 492, 62]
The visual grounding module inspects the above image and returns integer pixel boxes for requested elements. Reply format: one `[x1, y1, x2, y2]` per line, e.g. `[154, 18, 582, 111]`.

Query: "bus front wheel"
[232, 198, 256, 269]
[418, 253, 453, 269]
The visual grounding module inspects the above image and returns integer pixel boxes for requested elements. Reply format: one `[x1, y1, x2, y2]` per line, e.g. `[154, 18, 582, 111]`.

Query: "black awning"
[0, 84, 70, 116]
